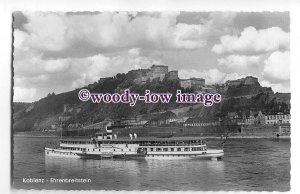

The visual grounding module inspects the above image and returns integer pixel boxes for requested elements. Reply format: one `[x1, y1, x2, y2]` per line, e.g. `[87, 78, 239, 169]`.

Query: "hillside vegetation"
[13, 72, 290, 132]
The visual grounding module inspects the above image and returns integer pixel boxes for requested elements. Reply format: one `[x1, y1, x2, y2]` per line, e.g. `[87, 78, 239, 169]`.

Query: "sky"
[13, 11, 290, 102]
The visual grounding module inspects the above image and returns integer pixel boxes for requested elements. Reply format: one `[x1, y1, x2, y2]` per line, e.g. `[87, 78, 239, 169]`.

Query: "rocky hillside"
[13, 72, 290, 132]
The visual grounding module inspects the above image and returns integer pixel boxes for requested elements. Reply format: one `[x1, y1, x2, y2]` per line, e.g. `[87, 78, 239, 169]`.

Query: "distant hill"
[13, 71, 291, 132]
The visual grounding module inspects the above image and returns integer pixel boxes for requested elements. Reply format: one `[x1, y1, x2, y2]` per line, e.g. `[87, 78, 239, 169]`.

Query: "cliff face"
[13, 73, 291, 132]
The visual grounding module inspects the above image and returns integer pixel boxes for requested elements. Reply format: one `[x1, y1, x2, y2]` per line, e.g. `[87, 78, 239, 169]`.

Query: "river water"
[12, 136, 290, 191]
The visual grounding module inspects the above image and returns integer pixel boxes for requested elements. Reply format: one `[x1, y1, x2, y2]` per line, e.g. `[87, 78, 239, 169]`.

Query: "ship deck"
[60, 136, 205, 142]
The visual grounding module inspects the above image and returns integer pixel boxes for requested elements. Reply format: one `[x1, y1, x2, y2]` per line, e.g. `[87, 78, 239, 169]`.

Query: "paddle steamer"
[45, 133, 224, 160]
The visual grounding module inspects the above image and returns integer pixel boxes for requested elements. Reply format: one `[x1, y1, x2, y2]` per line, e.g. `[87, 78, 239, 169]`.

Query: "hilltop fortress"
[128, 65, 207, 90]
[99, 64, 262, 93]
[128, 65, 178, 84]
[225, 76, 259, 87]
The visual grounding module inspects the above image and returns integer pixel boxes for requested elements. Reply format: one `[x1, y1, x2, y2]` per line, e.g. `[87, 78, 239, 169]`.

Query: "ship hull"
[145, 149, 224, 160]
[45, 148, 81, 158]
[45, 147, 223, 160]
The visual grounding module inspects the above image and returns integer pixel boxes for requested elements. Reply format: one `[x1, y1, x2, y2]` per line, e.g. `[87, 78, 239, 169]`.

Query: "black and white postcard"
[11, 10, 291, 191]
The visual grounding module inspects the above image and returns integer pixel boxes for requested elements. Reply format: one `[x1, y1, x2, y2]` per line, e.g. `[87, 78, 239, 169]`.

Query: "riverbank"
[205, 136, 288, 139]
[14, 131, 60, 138]
[13, 131, 287, 139]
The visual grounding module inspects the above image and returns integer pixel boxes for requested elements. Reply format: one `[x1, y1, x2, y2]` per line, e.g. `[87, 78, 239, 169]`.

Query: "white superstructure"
[45, 135, 224, 160]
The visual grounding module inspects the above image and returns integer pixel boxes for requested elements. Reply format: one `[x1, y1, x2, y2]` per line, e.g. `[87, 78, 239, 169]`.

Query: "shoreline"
[13, 131, 60, 138]
[13, 134, 59, 138]
[13, 133, 289, 139]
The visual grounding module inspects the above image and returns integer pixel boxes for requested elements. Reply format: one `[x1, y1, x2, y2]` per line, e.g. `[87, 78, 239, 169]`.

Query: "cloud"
[212, 26, 289, 55]
[211, 26, 290, 92]
[14, 30, 28, 49]
[14, 12, 291, 101]
[205, 12, 237, 35]
[23, 12, 68, 51]
[13, 48, 164, 102]
[172, 23, 207, 49]
[263, 51, 290, 82]
[21, 12, 202, 56]
[217, 54, 261, 70]
[179, 68, 245, 85]
[14, 87, 37, 102]
[128, 48, 141, 57]
[260, 80, 290, 93]
[14, 11, 238, 101]
[18, 12, 237, 59]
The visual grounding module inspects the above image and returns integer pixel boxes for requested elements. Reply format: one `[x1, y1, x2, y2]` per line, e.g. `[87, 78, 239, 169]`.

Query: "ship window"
[177, 148, 181, 151]
[156, 148, 161, 151]
[171, 148, 174, 151]
[150, 148, 154, 151]
[184, 148, 189, 151]
[163, 148, 168, 151]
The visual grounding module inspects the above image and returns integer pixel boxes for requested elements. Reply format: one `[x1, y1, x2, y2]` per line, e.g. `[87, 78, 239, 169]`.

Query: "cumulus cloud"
[20, 12, 201, 56]
[263, 51, 290, 82]
[13, 11, 239, 101]
[18, 11, 237, 59]
[23, 12, 68, 51]
[212, 26, 290, 92]
[128, 48, 141, 57]
[14, 30, 29, 49]
[13, 47, 164, 102]
[217, 54, 261, 70]
[13, 12, 291, 101]
[212, 26, 289, 55]
[172, 23, 207, 49]
[260, 80, 290, 93]
[204, 12, 237, 35]
[14, 87, 37, 102]
[179, 68, 246, 85]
